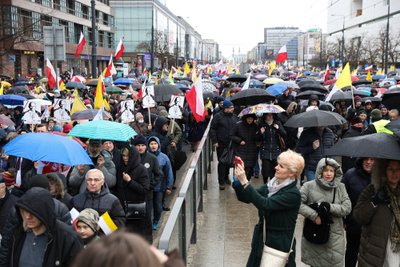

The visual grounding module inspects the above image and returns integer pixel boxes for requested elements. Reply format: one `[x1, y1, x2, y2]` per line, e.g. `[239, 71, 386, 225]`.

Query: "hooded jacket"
[71, 185, 126, 227]
[7, 188, 83, 267]
[116, 146, 150, 203]
[147, 136, 174, 192]
[299, 158, 351, 267]
[150, 116, 172, 156]
[138, 149, 163, 200]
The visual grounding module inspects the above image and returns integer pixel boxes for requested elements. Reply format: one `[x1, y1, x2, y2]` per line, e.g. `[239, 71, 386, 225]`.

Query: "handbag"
[260, 215, 295, 267]
[278, 134, 286, 151]
[125, 201, 146, 219]
[303, 188, 336, 244]
[219, 141, 235, 167]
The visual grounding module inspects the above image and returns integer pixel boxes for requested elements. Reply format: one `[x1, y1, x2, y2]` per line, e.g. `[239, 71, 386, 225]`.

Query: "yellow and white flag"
[98, 211, 118, 235]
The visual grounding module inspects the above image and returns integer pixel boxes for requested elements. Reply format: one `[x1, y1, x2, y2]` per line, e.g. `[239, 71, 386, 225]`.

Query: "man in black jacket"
[0, 187, 83, 267]
[210, 100, 238, 190]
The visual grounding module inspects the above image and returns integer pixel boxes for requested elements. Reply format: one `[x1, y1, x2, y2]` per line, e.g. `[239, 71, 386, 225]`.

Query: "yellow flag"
[155, 75, 159, 85]
[71, 90, 87, 115]
[59, 80, 66, 91]
[161, 70, 165, 79]
[0, 84, 3, 96]
[377, 69, 383, 75]
[236, 68, 241, 74]
[390, 65, 395, 72]
[103, 98, 110, 111]
[168, 69, 173, 79]
[94, 75, 104, 109]
[184, 63, 190, 77]
[335, 63, 352, 89]
[351, 69, 358, 76]
[366, 71, 372, 82]
[192, 67, 197, 83]
[227, 64, 233, 74]
[149, 72, 153, 80]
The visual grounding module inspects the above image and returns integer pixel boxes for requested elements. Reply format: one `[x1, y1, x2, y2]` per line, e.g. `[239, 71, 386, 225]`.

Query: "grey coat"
[299, 158, 351, 267]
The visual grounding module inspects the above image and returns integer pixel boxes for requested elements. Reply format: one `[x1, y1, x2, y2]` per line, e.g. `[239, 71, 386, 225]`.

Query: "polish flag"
[137, 79, 146, 100]
[74, 32, 86, 59]
[276, 45, 288, 64]
[115, 38, 124, 60]
[323, 64, 331, 82]
[365, 65, 373, 72]
[186, 73, 205, 122]
[104, 54, 117, 77]
[45, 58, 57, 89]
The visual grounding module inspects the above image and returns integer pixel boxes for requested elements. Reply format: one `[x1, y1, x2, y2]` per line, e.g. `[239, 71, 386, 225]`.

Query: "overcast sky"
[165, 0, 328, 58]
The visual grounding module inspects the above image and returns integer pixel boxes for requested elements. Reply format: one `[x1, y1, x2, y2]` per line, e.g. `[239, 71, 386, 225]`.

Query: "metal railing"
[158, 119, 213, 262]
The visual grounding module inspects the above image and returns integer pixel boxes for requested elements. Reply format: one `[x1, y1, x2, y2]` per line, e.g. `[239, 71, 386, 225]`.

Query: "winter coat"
[341, 126, 363, 173]
[299, 158, 351, 267]
[341, 159, 371, 234]
[4, 188, 83, 267]
[150, 116, 172, 157]
[210, 111, 238, 148]
[259, 120, 286, 161]
[72, 185, 126, 227]
[296, 127, 334, 171]
[147, 136, 174, 192]
[139, 150, 163, 200]
[0, 191, 17, 235]
[116, 146, 150, 204]
[231, 120, 261, 168]
[234, 180, 300, 267]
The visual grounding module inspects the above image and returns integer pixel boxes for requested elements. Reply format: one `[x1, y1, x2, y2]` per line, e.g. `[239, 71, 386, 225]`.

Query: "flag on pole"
[115, 38, 124, 60]
[241, 74, 251, 91]
[94, 75, 105, 109]
[183, 63, 190, 77]
[71, 89, 87, 115]
[45, 58, 57, 89]
[185, 73, 205, 122]
[137, 79, 146, 100]
[104, 54, 117, 77]
[98, 211, 118, 235]
[93, 106, 104, 121]
[323, 64, 330, 82]
[365, 65, 373, 72]
[325, 63, 352, 102]
[74, 32, 86, 59]
[366, 70, 373, 82]
[276, 45, 288, 64]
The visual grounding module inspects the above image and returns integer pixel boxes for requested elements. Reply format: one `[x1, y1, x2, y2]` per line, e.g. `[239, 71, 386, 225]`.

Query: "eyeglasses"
[86, 177, 102, 183]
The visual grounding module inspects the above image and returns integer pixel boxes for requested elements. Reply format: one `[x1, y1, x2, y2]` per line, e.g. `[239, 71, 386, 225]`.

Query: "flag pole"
[351, 86, 355, 109]
[170, 118, 175, 134]
[148, 107, 151, 126]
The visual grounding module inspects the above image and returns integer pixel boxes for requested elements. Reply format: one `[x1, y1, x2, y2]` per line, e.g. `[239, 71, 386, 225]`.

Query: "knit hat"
[365, 99, 372, 105]
[22, 174, 50, 192]
[63, 124, 73, 133]
[0, 171, 16, 186]
[89, 139, 101, 145]
[223, 99, 234, 109]
[77, 208, 99, 233]
[371, 109, 382, 122]
[132, 134, 147, 146]
[84, 99, 91, 105]
[354, 96, 362, 103]
[158, 109, 169, 118]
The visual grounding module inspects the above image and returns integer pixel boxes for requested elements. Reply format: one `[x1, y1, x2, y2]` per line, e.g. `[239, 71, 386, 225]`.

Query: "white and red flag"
[276, 45, 288, 64]
[45, 58, 57, 89]
[74, 32, 86, 59]
[186, 73, 205, 122]
[104, 54, 117, 77]
[115, 38, 124, 60]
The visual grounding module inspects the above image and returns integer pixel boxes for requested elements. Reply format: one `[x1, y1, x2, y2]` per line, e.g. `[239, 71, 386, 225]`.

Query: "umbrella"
[284, 109, 346, 128]
[226, 74, 248, 83]
[239, 104, 285, 117]
[352, 89, 370, 97]
[3, 133, 93, 166]
[85, 79, 111, 87]
[240, 79, 264, 89]
[295, 90, 325, 100]
[14, 80, 30, 86]
[266, 82, 287, 96]
[263, 77, 284, 85]
[382, 88, 400, 110]
[106, 86, 125, 94]
[328, 91, 353, 102]
[352, 79, 372, 86]
[28, 98, 52, 106]
[255, 74, 267, 81]
[203, 91, 217, 100]
[361, 96, 381, 103]
[230, 88, 275, 106]
[297, 78, 319, 87]
[175, 83, 190, 92]
[70, 75, 86, 83]
[299, 83, 328, 93]
[385, 118, 400, 132]
[202, 81, 217, 92]
[68, 120, 137, 141]
[8, 86, 29, 94]
[70, 109, 113, 121]
[114, 78, 134, 86]
[65, 81, 86, 89]
[176, 80, 192, 86]
[51, 131, 86, 148]
[0, 95, 27, 105]
[283, 81, 300, 90]
[0, 114, 15, 126]
[325, 133, 400, 160]
[372, 74, 386, 81]
[153, 84, 182, 102]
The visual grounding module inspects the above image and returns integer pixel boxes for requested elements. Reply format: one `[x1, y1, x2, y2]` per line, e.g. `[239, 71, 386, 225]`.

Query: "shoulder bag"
[219, 141, 235, 167]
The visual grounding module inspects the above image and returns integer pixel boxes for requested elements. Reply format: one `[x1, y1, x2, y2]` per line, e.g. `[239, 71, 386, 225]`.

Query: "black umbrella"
[299, 83, 328, 93]
[230, 89, 275, 106]
[226, 74, 248, 83]
[295, 90, 325, 100]
[382, 88, 400, 110]
[352, 89, 370, 97]
[154, 84, 182, 102]
[297, 78, 319, 87]
[70, 109, 113, 121]
[284, 109, 346, 128]
[203, 91, 217, 100]
[361, 96, 381, 103]
[85, 79, 112, 87]
[8, 86, 29, 94]
[325, 133, 400, 160]
[328, 91, 353, 102]
[385, 118, 400, 132]
[65, 81, 85, 89]
[352, 79, 372, 86]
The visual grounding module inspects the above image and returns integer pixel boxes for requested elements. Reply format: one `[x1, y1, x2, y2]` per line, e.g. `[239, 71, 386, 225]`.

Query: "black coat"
[341, 162, 371, 234]
[0, 191, 17, 235]
[341, 125, 363, 173]
[139, 151, 163, 200]
[259, 120, 286, 161]
[210, 111, 238, 148]
[150, 116, 171, 156]
[231, 120, 261, 167]
[5, 188, 83, 267]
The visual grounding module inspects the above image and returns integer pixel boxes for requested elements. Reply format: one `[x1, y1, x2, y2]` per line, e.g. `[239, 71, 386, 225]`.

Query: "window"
[21, 10, 33, 38]
[67, 0, 74, 15]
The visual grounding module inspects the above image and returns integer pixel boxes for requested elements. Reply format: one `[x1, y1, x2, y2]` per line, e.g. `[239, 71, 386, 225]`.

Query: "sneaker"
[152, 223, 160, 230]
[219, 185, 225, 190]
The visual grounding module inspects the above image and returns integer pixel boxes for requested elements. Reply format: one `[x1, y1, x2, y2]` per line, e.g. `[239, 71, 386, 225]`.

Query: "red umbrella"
[0, 114, 15, 126]
[51, 131, 86, 148]
[351, 76, 359, 82]
[324, 76, 359, 86]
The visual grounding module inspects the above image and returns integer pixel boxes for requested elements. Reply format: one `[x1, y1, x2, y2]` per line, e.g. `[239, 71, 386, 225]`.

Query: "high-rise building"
[263, 27, 300, 62]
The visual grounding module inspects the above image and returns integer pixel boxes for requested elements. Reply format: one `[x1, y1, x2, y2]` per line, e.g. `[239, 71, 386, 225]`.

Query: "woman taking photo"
[353, 159, 400, 266]
[233, 150, 304, 267]
[299, 158, 351, 267]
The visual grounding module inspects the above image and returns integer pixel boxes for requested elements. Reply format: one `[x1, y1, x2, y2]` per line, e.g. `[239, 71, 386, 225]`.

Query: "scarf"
[387, 184, 400, 252]
[267, 177, 294, 197]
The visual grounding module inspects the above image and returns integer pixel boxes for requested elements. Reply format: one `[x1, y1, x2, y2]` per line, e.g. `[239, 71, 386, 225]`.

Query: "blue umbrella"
[114, 78, 133, 85]
[266, 82, 288, 96]
[14, 80, 30, 86]
[3, 133, 92, 166]
[68, 120, 137, 141]
[372, 74, 386, 81]
[0, 95, 27, 105]
[65, 81, 85, 89]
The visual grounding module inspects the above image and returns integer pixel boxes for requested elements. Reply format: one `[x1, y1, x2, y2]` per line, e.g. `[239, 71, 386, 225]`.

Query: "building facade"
[0, 0, 115, 78]
[202, 39, 219, 64]
[297, 29, 326, 67]
[263, 27, 300, 63]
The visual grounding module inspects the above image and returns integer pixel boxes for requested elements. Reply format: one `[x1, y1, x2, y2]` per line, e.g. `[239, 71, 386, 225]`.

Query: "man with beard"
[68, 139, 116, 195]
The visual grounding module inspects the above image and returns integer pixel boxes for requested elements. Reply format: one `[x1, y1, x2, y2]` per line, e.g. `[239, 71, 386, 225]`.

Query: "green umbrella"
[68, 120, 137, 141]
[106, 86, 124, 94]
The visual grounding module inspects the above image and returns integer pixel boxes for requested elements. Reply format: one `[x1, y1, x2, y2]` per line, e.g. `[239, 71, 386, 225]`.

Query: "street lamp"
[332, 14, 345, 65]
[384, 0, 391, 74]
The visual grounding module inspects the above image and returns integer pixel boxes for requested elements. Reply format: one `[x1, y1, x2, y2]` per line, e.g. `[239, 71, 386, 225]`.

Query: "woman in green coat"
[299, 157, 351, 267]
[233, 150, 305, 267]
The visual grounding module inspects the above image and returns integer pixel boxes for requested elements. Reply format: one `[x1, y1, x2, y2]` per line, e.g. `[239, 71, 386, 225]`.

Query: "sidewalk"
[187, 157, 309, 267]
